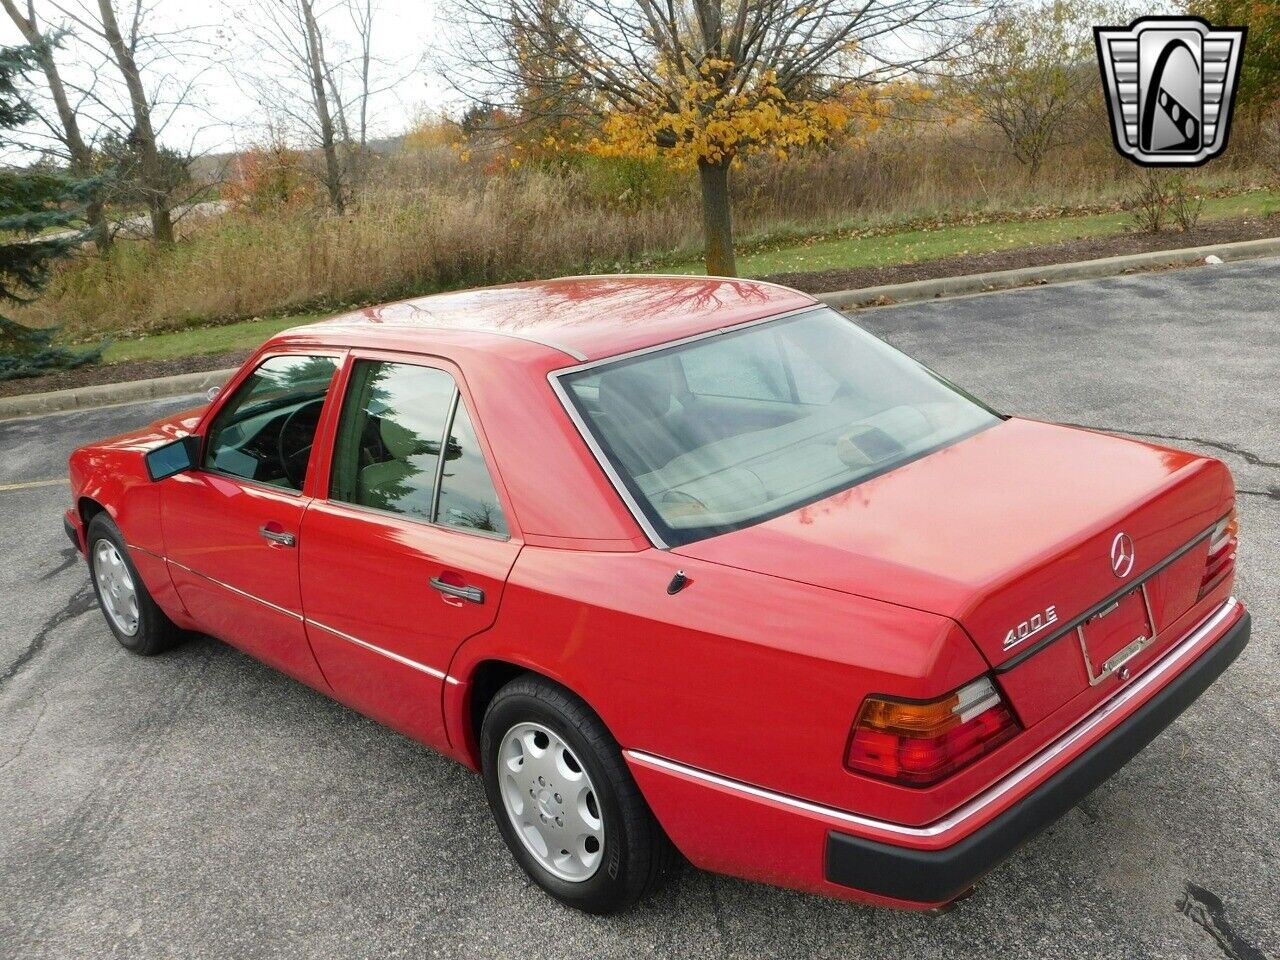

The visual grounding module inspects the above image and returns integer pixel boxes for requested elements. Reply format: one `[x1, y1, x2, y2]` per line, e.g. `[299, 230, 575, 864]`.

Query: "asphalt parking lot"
[1, 259, 1276, 960]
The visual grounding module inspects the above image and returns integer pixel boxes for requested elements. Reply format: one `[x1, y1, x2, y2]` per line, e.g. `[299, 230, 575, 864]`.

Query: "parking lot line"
[0, 477, 68, 492]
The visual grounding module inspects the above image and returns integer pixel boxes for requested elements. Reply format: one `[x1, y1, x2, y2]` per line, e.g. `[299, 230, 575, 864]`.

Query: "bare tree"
[234, 0, 352, 211]
[231, 0, 412, 210]
[449, 0, 988, 276]
[92, 0, 174, 241]
[0, 0, 110, 248]
[949, 0, 1107, 179]
[346, 0, 374, 150]
[300, 0, 345, 210]
[46, 0, 192, 242]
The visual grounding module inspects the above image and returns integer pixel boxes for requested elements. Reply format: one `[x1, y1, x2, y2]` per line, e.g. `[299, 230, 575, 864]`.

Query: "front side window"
[204, 354, 339, 491]
[330, 360, 509, 537]
[559, 307, 999, 546]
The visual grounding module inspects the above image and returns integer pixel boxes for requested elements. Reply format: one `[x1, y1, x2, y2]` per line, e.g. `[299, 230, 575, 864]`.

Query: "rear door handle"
[430, 577, 484, 604]
[259, 525, 296, 547]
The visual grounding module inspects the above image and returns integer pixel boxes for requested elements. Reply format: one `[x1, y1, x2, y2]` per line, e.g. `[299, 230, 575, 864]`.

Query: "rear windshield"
[558, 307, 999, 546]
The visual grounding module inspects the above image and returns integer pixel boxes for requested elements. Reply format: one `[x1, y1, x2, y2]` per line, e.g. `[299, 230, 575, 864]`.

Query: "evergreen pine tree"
[0, 41, 101, 381]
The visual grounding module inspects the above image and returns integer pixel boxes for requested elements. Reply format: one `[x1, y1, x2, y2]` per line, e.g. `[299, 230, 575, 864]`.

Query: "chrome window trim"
[624, 596, 1239, 840]
[318, 497, 513, 542]
[198, 468, 306, 498]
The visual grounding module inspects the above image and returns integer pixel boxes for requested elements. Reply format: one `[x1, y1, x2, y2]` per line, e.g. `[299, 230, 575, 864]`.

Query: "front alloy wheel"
[85, 512, 183, 656]
[93, 539, 139, 637]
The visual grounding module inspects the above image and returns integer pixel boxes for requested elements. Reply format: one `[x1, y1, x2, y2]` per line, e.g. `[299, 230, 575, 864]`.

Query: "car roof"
[271, 275, 818, 364]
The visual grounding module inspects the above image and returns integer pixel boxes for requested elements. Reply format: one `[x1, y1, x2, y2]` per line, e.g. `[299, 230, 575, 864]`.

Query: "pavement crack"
[1065, 423, 1280, 471]
[1236, 486, 1280, 502]
[0, 692, 49, 772]
[0, 585, 96, 693]
[1177, 882, 1271, 960]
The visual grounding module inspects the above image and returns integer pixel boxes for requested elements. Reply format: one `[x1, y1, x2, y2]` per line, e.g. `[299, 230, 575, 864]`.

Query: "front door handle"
[430, 576, 484, 604]
[259, 525, 296, 547]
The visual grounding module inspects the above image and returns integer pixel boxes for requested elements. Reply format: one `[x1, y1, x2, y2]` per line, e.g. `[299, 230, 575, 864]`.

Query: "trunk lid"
[674, 418, 1231, 720]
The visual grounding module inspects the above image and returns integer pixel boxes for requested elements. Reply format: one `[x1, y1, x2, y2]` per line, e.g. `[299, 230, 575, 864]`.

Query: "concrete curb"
[815, 235, 1280, 311]
[2, 234, 1278, 421]
[0, 367, 235, 421]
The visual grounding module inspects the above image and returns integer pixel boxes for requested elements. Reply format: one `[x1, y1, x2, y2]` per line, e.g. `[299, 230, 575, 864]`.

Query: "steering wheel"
[277, 400, 322, 488]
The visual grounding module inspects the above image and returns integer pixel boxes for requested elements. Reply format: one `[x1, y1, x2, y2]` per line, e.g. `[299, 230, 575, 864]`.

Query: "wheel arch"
[450, 657, 615, 772]
[79, 495, 109, 529]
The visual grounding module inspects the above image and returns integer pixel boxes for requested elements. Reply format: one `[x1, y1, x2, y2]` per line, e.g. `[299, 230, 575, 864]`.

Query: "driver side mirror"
[144, 435, 201, 481]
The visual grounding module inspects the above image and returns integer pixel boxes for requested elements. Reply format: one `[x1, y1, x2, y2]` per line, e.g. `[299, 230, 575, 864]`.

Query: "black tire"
[480, 674, 678, 914]
[85, 513, 183, 656]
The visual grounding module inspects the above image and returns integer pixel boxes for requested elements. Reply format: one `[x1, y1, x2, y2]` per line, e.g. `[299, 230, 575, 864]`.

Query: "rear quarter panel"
[446, 546, 993, 826]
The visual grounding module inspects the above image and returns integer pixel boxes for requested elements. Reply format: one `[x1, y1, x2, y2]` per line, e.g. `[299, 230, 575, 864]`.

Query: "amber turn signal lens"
[1200, 509, 1238, 599]
[846, 677, 1020, 787]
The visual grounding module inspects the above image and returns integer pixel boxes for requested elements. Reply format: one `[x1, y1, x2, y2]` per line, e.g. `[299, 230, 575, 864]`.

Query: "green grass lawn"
[664, 188, 1280, 277]
[101, 311, 331, 365]
[95, 187, 1279, 366]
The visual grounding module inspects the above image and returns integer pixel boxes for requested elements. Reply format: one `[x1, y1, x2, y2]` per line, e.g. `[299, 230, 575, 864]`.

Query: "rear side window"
[436, 403, 508, 536]
[329, 359, 508, 537]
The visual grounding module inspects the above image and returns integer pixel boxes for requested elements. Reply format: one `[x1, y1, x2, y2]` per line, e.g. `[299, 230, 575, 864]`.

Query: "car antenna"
[667, 570, 690, 595]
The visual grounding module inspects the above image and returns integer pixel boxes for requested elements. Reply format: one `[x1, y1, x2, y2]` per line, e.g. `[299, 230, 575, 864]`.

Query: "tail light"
[1199, 508, 1238, 598]
[845, 677, 1020, 787]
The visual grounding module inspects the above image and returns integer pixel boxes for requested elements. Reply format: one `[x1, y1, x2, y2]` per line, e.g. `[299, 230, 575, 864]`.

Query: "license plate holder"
[1076, 584, 1157, 685]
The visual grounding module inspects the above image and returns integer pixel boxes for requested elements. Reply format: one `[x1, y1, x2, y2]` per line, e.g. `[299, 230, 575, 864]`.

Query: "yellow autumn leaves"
[585, 59, 891, 169]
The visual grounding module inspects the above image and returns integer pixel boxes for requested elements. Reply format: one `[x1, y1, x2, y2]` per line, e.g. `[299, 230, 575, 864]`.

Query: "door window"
[204, 354, 339, 491]
[436, 403, 508, 536]
[330, 360, 509, 536]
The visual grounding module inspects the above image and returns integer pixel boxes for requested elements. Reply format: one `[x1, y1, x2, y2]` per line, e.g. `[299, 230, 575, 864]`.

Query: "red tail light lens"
[1200, 509, 1238, 598]
[845, 677, 1020, 787]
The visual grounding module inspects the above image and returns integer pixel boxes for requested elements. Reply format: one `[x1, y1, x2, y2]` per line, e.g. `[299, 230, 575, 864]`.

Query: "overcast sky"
[0, 0, 448, 159]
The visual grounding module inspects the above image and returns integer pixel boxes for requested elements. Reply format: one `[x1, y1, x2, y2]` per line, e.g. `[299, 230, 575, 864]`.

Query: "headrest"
[598, 362, 677, 424]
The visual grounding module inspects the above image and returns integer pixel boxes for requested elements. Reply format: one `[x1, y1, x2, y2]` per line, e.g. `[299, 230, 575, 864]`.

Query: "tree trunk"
[96, 0, 174, 243]
[2, 0, 110, 250]
[698, 158, 736, 277]
[302, 0, 345, 213]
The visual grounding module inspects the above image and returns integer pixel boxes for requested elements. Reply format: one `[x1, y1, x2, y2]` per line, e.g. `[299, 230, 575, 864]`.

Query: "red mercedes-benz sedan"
[64, 276, 1249, 914]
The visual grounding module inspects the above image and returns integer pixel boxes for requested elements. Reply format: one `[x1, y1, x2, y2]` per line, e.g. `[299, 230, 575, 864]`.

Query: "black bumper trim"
[825, 610, 1251, 904]
[64, 515, 82, 554]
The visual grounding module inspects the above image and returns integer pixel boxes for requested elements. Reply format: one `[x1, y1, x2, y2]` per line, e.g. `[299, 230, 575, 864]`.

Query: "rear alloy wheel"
[480, 675, 677, 913]
[497, 721, 605, 882]
[86, 513, 183, 656]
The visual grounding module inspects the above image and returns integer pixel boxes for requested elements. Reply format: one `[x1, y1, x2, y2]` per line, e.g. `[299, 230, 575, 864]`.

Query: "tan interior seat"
[356, 418, 438, 519]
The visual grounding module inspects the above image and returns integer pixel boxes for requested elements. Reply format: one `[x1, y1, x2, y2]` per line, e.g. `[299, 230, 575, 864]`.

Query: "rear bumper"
[826, 604, 1250, 903]
[626, 596, 1249, 908]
